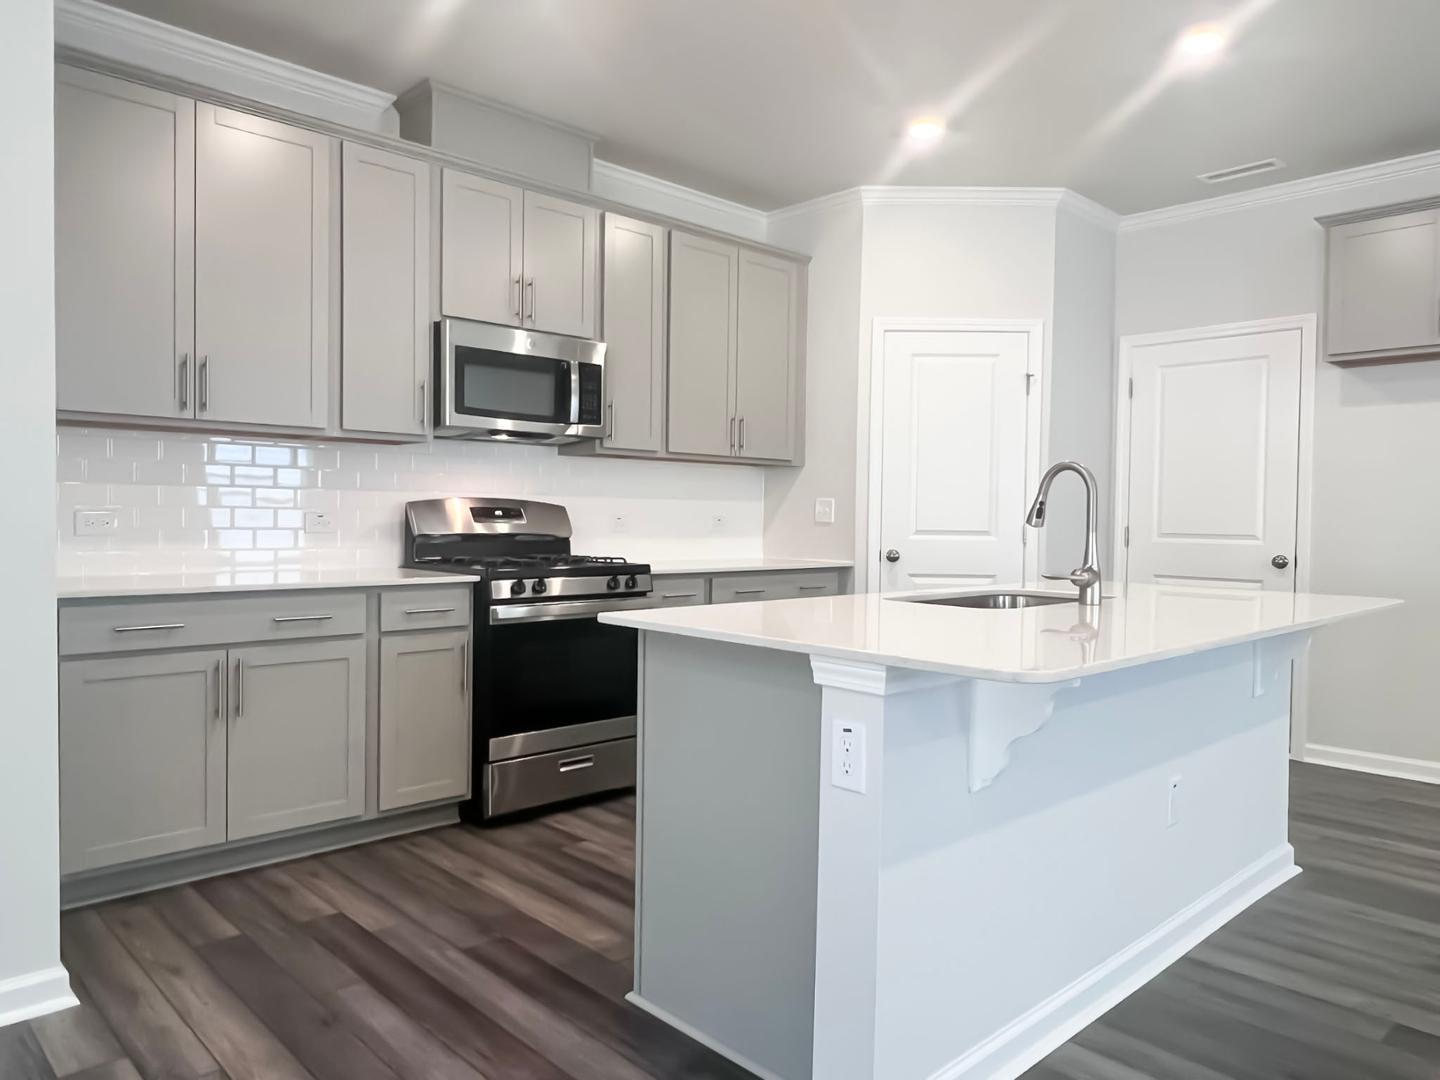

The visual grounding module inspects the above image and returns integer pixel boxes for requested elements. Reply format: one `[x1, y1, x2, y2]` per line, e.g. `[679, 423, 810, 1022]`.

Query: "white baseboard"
[1303, 744, 1440, 785]
[928, 844, 1299, 1080]
[0, 965, 78, 1029]
[626, 992, 788, 1080]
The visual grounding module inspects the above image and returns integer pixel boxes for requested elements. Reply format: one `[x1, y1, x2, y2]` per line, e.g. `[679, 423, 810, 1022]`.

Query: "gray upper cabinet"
[196, 104, 332, 428]
[441, 169, 523, 325]
[668, 231, 740, 457]
[1326, 206, 1440, 359]
[226, 638, 366, 840]
[341, 142, 432, 437]
[735, 250, 800, 461]
[55, 67, 195, 420]
[379, 629, 471, 811]
[60, 651, 227, 874]
[602, 215, 667, 452]
[522, 191, 599, 338]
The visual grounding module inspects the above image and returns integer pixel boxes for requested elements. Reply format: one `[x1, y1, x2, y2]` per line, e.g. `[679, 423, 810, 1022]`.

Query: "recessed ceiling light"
[1177, 23, 1228, 58]
[906, 117, 946, 144]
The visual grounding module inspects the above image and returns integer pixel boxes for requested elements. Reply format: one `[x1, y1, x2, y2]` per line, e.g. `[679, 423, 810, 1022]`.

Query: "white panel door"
[55, 67, 195, 420]
[440, 169, 523, 325]
[878, 331, 1032, 591]
[196, 104, 331, 428]
[1124, 328, 1302, 591]
[522, 190, 599, 338]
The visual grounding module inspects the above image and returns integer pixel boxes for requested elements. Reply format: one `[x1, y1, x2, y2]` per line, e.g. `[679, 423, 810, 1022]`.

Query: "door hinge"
[1128, 377, 1134, 399]
[1124, 525, 1130, 547]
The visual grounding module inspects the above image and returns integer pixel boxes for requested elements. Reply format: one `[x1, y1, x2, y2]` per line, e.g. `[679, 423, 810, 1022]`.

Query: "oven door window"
[483, 617, 637, 739]
[454, 345, 571, 425]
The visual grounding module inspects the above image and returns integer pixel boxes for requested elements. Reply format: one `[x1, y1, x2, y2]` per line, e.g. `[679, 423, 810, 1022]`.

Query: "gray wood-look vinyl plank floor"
[6, 763, 1439, 1079]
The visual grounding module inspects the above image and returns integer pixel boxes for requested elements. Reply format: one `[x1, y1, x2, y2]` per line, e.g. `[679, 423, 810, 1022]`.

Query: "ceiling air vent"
[1197, 158, 1285, 184]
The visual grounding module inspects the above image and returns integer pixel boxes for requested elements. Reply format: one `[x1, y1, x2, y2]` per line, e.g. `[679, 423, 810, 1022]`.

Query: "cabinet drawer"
[486, 738, 635, 818]
[710, 570, 841, 604]
[379, 585, 473, 632]
[59, 591, 367, 655]
[652, 576, 708, 607]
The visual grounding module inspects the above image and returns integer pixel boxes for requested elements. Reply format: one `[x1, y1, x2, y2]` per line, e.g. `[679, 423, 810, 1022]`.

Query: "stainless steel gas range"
[403, 496, 655, 820]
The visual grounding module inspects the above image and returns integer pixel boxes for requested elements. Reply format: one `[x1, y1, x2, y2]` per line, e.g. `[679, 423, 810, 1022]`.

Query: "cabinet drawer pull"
[558, 755, 595, 773]
[403, 607, 456, 616]
[271, 614, 334, 623]
[798, 584, 830, 592]
[662, 592, 698, 600]
[732, 588, 766, 596]
[113, 623, 186, 633]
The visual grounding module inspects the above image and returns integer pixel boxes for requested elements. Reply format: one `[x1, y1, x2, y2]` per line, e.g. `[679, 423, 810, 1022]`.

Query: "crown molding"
[1056, 190, 1122, 232]
[765, 187, 864, 227]
[765, 185, 1121, 232]
[55, 0, 397, 132]
[590, 160, 769, 242]
[1120, 148, 1440, 232]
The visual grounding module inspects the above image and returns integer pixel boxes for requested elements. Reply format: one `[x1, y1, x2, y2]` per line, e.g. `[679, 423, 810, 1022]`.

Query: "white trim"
[1120, 148, 1440, 232]
[1057, 190, 1123, 231]
[626, 993, 786, 1080]
[1303, 744, 1440, 785]
[0, 966, 77, 1029]
[766, 185, 1121, 232]
[859, 318, 1047, 594]
[809, 656, 958, 696]
[592, 160, 769, 242]
[765, 187, 863, 226]
[928, 845, 1298, 1080]
[1111, 314, 1318, 754]
[55, 0, 398, 132]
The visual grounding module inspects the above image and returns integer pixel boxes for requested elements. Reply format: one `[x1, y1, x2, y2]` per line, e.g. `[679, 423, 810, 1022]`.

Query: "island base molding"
[0, 966, 79, 1029]
[631, 632, 1311, 1080]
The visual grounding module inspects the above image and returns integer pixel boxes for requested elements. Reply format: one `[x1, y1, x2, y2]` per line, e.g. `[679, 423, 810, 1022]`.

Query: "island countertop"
[601, 584, 1399, 683]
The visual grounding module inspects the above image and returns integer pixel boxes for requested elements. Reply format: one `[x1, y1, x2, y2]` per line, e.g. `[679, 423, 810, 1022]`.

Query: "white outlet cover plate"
[832, 719, 867, 794]
[74, 509, 120, 536]
[303, 511, 338, 534]
[815, 498, 836, 524]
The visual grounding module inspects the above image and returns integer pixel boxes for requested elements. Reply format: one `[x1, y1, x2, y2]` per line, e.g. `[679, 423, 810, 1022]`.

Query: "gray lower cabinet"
[379, 629, 471, 811]
[227, 639, 367, 840]
[59, 651, 227, 874]
[651, 569, 845, 609]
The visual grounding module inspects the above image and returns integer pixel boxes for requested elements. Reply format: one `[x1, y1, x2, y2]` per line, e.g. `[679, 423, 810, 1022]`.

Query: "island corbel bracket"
[965, 677, 1080, 791]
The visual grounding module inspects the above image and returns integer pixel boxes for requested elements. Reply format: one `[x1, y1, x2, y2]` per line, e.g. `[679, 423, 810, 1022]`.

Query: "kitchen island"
[602, 585, 1397, 1080]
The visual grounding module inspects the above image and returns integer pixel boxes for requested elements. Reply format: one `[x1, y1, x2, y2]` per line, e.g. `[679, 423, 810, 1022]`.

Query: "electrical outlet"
[831, 720, 867, 794]
[1167, 775, 1182, 827]
[610, 513, 628, 533]
[303, 511, 337, 534]
[710, 513, 726, 533]
[74, 509, 120, 537]
[814, 497, 836, 524]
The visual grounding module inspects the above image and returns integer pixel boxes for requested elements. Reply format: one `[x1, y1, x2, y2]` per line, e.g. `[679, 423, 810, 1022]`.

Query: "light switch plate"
[814, 498, 836, 524]
[303, 511, 337, 534]
[74, 509, 120, 537]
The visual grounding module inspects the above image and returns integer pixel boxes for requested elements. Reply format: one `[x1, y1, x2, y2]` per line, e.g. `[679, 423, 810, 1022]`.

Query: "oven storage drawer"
[59, 592, 367, 656]
[379, 585, 472, 632]
[486, 737, 636, 818]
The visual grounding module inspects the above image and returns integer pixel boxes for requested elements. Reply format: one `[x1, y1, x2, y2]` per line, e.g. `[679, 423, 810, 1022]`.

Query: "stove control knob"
[532, 579, 548, 595]
[606, 575, 621, 591]
[624, 575, 638, 590]
[509, 580, 526, 597]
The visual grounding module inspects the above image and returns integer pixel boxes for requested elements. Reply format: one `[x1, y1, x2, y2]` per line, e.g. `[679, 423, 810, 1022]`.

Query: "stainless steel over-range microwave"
[435, 317, 606, 444]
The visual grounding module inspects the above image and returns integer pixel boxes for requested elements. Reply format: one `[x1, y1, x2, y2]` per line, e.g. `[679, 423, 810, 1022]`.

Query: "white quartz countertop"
[602, 584, 1399, 683]
[647, 557, 853, 576]
[56, 567, 480, 600]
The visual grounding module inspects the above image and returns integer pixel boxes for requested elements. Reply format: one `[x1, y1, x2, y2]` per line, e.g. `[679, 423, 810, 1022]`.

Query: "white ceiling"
[97, 0, 1440, 213]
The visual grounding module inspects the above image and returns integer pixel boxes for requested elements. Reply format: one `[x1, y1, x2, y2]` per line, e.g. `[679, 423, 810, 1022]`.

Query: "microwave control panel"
[577, 363, 604, 426]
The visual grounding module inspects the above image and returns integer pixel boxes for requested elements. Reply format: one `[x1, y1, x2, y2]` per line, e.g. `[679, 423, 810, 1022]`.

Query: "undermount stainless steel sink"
[905, 591, 1076, 610]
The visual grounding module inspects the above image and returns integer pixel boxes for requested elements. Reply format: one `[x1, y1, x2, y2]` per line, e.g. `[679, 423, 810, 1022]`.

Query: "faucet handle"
[1043, 568, 1101, 587]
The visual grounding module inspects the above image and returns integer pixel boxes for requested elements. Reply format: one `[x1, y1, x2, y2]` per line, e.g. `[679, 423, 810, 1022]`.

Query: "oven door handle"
[489, 595, 659, 625]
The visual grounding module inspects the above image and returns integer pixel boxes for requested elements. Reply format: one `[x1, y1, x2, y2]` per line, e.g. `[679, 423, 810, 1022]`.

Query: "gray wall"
[1117, 165, 1440, 767]
[1, 0, 67, 1024]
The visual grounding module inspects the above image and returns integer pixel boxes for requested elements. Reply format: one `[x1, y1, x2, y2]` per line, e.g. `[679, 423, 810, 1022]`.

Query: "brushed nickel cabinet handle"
[461, 640, 468, 693]
[178, 354, 189, 411]
[739, 416, 746, 450]
[199, 355, 210, 412]
[527, 278, 536, 323]
[113, 623, 186, 633]
[798, 584, 829, 591]
[513, 275, 522, 321]
[271, 614, 333, 623]
[605, 400, 615, 441]
[213, 658, 222, 721]
[235, 658, 244, 718]
[558, 755, 595, 773]
[417, 380, 426, 426]
[733, 588, 766, 596]
[403, 606, 456, 615]
[662, 592, 698, 600]
[729, 416, 736, 451]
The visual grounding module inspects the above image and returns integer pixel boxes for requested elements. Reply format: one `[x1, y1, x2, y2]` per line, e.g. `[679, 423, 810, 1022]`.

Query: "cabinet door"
[1328, 209, 1440, 356]
[196, 103, 331, 428]
[60, 651, 226, 873]
[602, 215, 667, 452]
[441, 169, 523, 324]
[668, 231, 739, 456]
[341, 142, 431, 436]
[378, 630, 471, 811]
[522, 191, 599, 338]
[227, 639, 365, 840]
[735, 250, 800, 461]
[55, 67, 195, 420]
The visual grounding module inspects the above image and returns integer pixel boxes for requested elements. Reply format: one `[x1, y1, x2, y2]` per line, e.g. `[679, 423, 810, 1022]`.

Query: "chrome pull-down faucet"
[1025, 461, 1102, 608]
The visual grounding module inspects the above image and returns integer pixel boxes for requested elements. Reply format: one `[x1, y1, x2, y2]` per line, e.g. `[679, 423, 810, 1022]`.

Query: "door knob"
[1271, 554, 1290, 570]
[884, 549, 901, 563]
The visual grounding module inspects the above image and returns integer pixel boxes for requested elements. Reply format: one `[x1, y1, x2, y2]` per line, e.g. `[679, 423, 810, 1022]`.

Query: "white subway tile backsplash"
[57, 427, 765, 574]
